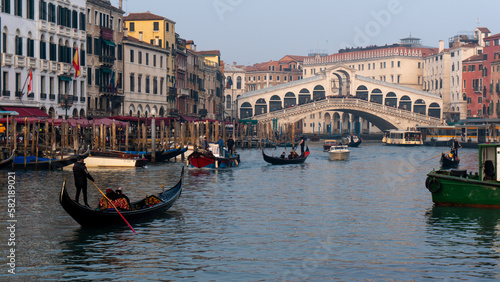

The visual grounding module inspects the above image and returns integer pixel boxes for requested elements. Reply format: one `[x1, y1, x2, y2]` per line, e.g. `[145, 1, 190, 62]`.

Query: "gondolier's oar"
[90, 181, 137, 234]
[423, 151, 451, 162]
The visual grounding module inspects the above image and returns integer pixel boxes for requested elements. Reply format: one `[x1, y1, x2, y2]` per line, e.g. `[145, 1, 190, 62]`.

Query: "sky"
[112, 0, 500, 66]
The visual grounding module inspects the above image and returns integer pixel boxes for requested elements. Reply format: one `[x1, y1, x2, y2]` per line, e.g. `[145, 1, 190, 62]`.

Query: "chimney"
[439, 40, 444, 52]
[139, 32, 143, 42]
[119, 0, 122, 10]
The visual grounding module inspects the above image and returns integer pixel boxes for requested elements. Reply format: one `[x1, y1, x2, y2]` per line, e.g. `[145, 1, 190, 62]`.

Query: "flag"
[72, 47, 80, 78]
[110, 71, 116, 94]
[226, 76, 233, 88]
[28, 69, 33, 93]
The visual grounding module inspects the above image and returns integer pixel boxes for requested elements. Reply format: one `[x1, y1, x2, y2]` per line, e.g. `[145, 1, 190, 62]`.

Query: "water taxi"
[382, 130, 423, 146]
[328, 145, 350, 161]
[425, 143, 500, 208]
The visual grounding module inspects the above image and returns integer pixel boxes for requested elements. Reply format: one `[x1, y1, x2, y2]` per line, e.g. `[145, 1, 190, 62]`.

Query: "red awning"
[180, 115, 198, 122]
[1, 106, 50, 118]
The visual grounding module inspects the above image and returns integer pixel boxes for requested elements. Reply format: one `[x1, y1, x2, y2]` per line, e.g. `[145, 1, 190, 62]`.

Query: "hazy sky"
[113, 0, 500, 66]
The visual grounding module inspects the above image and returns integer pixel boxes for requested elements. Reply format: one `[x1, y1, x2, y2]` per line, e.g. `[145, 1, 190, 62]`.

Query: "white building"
[1, 0, 87, 118]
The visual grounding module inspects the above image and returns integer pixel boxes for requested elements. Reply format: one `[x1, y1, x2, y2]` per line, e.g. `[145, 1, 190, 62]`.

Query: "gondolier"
[73, 155, 94, 207]
[298, 136, 305, 156]
[452, 138, 462, 157]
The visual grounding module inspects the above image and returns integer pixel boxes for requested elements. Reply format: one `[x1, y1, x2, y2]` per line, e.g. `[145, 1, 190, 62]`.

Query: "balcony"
[49, 61, 58, 72]
[40, 59, 49, 71]
[99, 55, 115, 66]
[14, 55, 26, 68]
[27, 93, 34, 99]
[26, 57, 37, 69]
[15, 91, 22, 98]
[49, 94, 56, 100]
[2, 90, 10, 97]
[38, 21, 48, 32]
[2, 53, 13, 67]
[40, 93, 47, 100]
[57, 26, 71, 36]
[48, 22, 56, 34]
[58, 62, 71, 75]
[58, 94, 74, 103]
[180, 88, 189, 97]
[99, 85, 113, 95]
[80, 97, 85, 102]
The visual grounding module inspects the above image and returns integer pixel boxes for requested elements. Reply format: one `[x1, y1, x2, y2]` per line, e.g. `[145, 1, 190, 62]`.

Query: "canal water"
[1, 141, 500, 281]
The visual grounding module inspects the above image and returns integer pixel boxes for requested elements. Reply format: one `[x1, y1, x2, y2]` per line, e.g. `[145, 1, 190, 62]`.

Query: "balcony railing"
[49, 94, 56, 100]
[2, 53, 13, 67]
[2, 90, 10, 97]
[80, 97, 85, 102]
[99, 55, 115, 65]
[15, 91, 22, 98]
[40, 93, 47, 99]
[27, 93, 34, 99]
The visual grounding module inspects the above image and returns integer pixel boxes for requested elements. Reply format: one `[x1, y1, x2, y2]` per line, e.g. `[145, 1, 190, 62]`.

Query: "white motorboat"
[329, 145, 350, 161]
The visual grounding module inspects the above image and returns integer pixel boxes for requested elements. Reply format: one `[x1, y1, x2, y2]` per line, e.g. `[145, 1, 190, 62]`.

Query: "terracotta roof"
[197, 50, 221, 56]
[477, 27, 491, 33]
[124, 12, 175, 23]
[463, 54, 483, 62]
[484, 33, 500, 40]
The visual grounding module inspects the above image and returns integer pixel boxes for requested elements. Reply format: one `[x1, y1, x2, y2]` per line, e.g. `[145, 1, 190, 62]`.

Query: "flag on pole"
[110, 71, 116, 94]
[28, 69, 33, 93]
[72, 47, 80, 78]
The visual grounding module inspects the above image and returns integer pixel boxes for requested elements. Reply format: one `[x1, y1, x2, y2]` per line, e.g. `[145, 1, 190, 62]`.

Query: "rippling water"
[2, 142, 500, 281]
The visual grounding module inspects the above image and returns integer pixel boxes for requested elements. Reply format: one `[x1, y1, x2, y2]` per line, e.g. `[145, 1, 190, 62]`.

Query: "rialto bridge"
[237, 65, 444, 134]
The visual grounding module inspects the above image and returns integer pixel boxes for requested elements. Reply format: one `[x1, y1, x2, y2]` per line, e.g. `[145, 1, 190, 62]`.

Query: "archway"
[72, 108, 78, 118]
[399, 95, 412, 111]
[298, 88, 311, 105]
[255, 98, 267, 115]
[370, 89, 383, 104]
[333, 112, 341, 134]
[49, 107, 55, 118]
[284, 92, 296, 108]
[79, 109, 85, 117]
[428, 103, 441, 118]
[324, 112, 332, 135]
[356, 85, 369, 100]
[341, 113, 350, 135]
[413, 99, 426, 115]
[269, 95, 282, 112]
[240, 102, 253, 119]
[385, 92, 397, 107]
[313, 85, 325, 101]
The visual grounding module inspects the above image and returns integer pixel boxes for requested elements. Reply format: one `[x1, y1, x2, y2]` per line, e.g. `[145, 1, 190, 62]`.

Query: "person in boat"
[227, 136, 235, 156]
[298, 136, 305, 155]
[280, 152, 286, 159]
[452, 138, 462, 157]
[98, 189, 118, 211]
[217, 135, 225, 157]
[201, 136, 209, 150]
[115, 187, 131, 210]
[73, 155, 94, 207]
[288, 151, 295, 159]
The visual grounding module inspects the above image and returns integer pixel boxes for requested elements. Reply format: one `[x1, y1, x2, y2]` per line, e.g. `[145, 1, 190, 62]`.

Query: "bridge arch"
[399, 95, 412, 110]
[255, 98, 267, 115]
[240, 102, 253, 118]
[414, 99, 426, 115]
[313, 85, 326, 101]
[284, 92, 296, 108]
[298, 88, 311, 105]
[269, 95, 282, 112]
[356, 85, 369, 100]
[385, 92, 397, 107]
[370, 88, 383, 104]
[333, 112, 341, 134]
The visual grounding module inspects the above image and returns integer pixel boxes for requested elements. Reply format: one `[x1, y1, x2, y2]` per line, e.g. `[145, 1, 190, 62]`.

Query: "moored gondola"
[262, 147, 310, 165]
[60, 166, 184, 227]
[10, 148, 89, 170]
[0, 150, 15, 169]
[440, 153, 460, 168]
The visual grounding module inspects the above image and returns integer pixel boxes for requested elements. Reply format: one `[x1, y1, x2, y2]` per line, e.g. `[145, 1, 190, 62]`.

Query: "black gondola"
[60, 166, 184, 227]
[262, 147, 310, 165]
[125, 147, 187, 163]
[440, 153, 460, 168]
[10, 148, 90, 170]
[0, 150, 15, 169]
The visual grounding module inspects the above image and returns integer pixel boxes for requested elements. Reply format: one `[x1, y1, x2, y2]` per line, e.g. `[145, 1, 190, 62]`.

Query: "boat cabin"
[479, 144, 500, 182]
[382, 130, 423, 145]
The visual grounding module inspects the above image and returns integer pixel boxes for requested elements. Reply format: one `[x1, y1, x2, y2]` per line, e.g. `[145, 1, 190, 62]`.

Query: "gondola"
[124, 147, 186, 163]
[440, 153, 460, 168]
[60, 166, 184, 227]
[0, 150, 15, 169]
[10, 148, 90, 170]
[262, 147, 310, 165]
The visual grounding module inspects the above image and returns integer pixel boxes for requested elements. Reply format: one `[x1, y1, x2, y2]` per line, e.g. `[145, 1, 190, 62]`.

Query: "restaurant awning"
[103, 39, 117, 47]
[1, 106, 50, 118]
[180, 115, 198, 122]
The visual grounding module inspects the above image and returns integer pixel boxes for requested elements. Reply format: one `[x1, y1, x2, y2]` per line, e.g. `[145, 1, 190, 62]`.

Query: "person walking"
[73, 155, 94, 207]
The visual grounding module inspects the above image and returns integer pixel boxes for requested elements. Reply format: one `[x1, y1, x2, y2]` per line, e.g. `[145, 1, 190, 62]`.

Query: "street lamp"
[60, 94, 72, 120]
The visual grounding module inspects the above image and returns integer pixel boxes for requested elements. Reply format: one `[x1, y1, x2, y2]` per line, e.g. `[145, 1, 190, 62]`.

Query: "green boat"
[425, 143, 500, 208]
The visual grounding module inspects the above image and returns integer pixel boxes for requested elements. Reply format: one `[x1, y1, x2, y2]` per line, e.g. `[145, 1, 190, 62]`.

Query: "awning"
[1, 107, 50, 118]
[103, 39, 117, 47]
[100, 68, 113, 74]
[180, 115, 198, 122]
[59, 76, 72, 81]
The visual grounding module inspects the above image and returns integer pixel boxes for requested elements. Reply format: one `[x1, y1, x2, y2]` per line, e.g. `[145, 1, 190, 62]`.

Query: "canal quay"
[1, 141, 500, 281]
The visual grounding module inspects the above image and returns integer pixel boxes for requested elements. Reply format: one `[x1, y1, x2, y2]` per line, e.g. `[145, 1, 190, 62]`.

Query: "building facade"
[1, 0, 87, 118]
[86, 0, 125, 116]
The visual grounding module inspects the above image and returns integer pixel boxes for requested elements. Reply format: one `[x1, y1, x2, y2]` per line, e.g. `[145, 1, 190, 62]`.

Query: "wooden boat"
[382, 129, 423, 146]
[124, 147, 187, 163]
[84, 150, 147, 168]
[440, 153, 460, 168]
[328, 145, 350, 161]
[343, 135, 362, 147]
[323, 140, 339, 151]
[262, 147, 310, 165]
[10, 149, 89, 170]
[60, 167, 184, 227]
[425, 143, 500, 208]
[188, 143, 239, 169]
[0, 150, 15, 169]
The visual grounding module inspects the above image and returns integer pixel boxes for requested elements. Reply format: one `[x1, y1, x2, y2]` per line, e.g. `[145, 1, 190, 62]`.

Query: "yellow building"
[124, 12, 176, 91]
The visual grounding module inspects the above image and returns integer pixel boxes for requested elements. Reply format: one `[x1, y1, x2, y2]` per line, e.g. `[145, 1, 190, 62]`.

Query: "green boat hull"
[426, 171, 500, 208]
